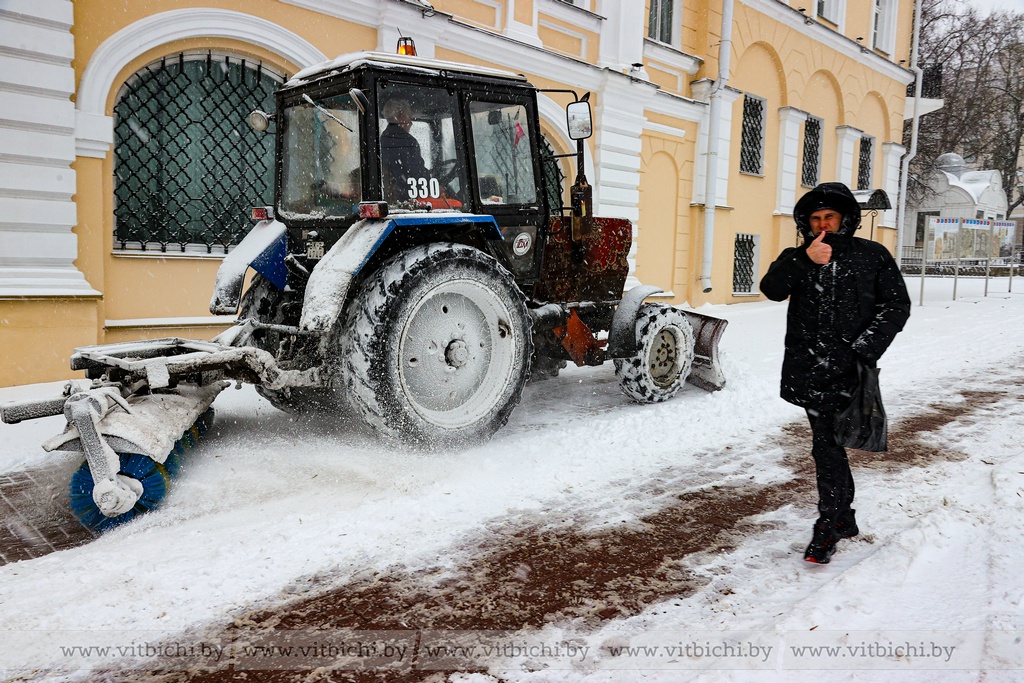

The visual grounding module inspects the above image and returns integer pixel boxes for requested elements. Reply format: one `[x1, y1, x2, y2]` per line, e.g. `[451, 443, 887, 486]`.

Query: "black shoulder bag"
[834, 361, 888, 452]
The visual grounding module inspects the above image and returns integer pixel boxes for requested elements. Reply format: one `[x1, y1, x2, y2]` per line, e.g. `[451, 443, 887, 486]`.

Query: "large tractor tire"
[237, 274, 332, 415]
[614, 303, 695, 403]
[338, 243, 533, 448]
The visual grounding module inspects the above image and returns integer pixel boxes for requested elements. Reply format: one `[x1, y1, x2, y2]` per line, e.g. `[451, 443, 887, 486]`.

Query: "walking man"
[760, 182, 911, 564]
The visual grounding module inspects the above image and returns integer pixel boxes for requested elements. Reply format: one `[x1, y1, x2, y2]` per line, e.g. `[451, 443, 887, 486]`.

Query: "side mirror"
[566, 101, 592, 140]
[248, 110, 272, 132]
[348, 88, 369, 114]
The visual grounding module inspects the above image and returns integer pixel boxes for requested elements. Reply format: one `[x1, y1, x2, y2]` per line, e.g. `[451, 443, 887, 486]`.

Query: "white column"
[776, 107, 808, 216]
[0, 0, 98, 296]
[835, 125, 863, 188]
[880, 141, 905, 228]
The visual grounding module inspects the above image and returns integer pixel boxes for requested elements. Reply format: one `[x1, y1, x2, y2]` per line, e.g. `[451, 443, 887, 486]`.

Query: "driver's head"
[383, 99, 413, 130]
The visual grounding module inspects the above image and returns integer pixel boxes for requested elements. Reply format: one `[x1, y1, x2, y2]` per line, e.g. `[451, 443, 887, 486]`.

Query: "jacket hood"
[794, 182, 862, 239]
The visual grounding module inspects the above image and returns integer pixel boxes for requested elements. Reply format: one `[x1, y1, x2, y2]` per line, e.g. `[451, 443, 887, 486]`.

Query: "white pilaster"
[881, 141, 905, 228]
[0, 0, 99, 296]
[505, 0, 542, 47]
[592, 76, 652, 285]
[596, 0, 645, 73]
[776, 107, 808, 215]
[835, 125, 863, 188]
[692, 81, 741, 206]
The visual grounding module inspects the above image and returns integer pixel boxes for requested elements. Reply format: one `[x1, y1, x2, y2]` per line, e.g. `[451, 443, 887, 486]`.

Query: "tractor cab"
[260, 51, 551, 286]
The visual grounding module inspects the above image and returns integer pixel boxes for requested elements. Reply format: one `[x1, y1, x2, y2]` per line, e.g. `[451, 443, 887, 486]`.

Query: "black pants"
[806, 408, 855, 520]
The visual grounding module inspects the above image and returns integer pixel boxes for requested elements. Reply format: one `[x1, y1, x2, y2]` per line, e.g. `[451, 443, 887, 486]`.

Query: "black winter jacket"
[760, 190, 911, 409]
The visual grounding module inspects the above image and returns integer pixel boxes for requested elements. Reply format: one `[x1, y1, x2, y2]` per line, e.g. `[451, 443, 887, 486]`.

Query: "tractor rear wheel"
[614, 303, 694, 403]
[338, 243, 532, 448]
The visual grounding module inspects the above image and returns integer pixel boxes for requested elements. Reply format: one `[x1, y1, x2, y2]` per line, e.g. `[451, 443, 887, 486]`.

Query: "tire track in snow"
[96, 371, 1023, 683]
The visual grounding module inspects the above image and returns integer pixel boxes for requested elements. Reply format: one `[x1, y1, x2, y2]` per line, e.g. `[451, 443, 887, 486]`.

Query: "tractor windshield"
[279, 93, 362, 219]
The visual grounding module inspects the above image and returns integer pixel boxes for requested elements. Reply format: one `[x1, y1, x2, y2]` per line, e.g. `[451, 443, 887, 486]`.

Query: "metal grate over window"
[733, 233, 757, 294]
[857, 135, 874, 190]
[740, 94, 765, 175]
[802, 116, 822, 187]
[113, 53, 283, 253]
[539, 136, 566, 213]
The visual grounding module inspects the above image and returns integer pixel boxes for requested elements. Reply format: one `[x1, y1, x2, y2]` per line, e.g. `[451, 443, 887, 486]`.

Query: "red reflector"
[358, 202, 389, 219]
[251, 207, 272, 221]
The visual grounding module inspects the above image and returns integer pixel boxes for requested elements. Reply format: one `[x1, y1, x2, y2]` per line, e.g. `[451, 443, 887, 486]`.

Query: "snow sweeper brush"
[67, 408, 215, 532]
[0, 336, 318, 533]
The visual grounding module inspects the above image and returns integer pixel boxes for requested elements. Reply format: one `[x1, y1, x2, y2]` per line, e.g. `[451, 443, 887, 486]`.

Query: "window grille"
[733, 233, 758, 294]
[857, 135, 874, 190]
[648, 0, 673, 44]
[539, 136, 566, 212]
[802, 116, 822, 187]
[740, 94, 765, 175]
[113, 53, 283, 253]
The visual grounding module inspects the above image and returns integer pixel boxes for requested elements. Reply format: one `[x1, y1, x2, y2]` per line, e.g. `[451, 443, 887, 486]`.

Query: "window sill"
[732, 292, 761, 297]
[739, 170, 765, 178]
[643, 39, 703, 75]
[112, 250, 227, 260]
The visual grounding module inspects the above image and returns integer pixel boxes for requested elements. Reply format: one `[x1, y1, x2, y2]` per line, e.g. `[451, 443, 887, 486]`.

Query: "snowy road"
[1, 276, 1022, 682]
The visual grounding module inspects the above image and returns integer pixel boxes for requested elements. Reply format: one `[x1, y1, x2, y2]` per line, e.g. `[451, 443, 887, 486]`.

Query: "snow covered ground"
[0, 274, 1022, 682]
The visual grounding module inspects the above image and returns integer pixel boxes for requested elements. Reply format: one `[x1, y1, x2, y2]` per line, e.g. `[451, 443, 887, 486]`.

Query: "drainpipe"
[700, 0, 735, 293]
[897, 0, 923, 271]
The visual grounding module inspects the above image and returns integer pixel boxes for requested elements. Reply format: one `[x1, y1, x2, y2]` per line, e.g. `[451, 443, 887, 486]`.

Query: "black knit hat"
[793, 182, 862, 238]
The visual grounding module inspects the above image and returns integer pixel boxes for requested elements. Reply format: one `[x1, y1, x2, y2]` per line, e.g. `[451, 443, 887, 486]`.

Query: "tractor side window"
[280, 93, 362, 219]
[377, 83, 466, 210]
[468, 101, 538, 206]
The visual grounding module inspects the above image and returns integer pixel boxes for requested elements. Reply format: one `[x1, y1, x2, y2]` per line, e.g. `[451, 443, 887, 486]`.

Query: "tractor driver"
[380, 99, 429, 202]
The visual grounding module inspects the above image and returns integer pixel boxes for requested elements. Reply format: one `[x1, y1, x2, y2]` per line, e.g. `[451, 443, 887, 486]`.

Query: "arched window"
[113, 53, 284, 253]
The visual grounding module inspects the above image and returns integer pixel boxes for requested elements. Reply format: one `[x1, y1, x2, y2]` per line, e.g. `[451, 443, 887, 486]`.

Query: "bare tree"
[907, 0, 1024, 215]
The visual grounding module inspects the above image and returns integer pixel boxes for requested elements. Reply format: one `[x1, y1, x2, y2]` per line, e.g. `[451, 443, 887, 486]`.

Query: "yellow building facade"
[0, 0, 915, 386]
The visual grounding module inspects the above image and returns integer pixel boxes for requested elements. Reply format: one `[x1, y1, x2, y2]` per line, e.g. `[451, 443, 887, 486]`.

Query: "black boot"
[835, 509, 859, 538]
[804, 518, 840, 564]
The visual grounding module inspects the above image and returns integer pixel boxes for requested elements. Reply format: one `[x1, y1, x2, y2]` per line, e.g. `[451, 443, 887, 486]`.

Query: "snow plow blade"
[682, 311, 728, 392]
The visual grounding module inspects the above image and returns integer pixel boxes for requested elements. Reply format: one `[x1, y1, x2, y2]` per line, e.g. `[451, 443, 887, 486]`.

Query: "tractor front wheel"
[614, 303, 695, 403]
[338, 243, 532, 448]
[237, 274, 333, 415]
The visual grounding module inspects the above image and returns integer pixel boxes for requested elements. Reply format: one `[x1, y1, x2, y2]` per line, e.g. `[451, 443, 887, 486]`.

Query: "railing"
[900, 246, 1024, 276]
[906, 63, 942, 99]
